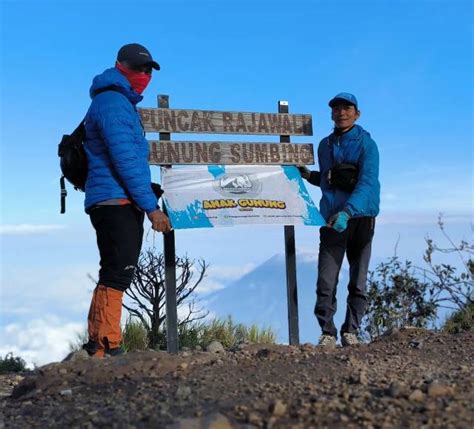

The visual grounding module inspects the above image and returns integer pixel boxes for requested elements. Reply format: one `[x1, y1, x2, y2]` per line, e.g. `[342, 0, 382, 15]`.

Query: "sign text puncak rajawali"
[148, 141, 314, 165]
[139, 108, 313, 136]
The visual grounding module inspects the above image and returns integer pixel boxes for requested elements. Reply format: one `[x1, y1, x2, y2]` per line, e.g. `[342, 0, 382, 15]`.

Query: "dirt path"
[1, 329, 472, 428]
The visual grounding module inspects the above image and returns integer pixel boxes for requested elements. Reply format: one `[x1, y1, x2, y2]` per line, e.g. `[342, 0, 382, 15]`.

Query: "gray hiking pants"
[315, 217, 375, 338]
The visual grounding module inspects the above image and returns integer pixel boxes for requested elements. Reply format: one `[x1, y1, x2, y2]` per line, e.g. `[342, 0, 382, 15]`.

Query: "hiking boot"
[105, 347, 126, 357]
[341, 332, 359, 347]
[318, 334, 337, 348]
[82, 339, 100, 356]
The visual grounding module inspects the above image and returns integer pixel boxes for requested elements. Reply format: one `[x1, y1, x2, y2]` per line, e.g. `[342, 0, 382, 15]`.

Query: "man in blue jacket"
[299, 93, 380, 347]
[82, 43, 171, 358]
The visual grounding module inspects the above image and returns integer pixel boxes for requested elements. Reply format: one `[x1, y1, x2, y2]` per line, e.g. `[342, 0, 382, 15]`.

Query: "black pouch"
[327, 163, 359, 193]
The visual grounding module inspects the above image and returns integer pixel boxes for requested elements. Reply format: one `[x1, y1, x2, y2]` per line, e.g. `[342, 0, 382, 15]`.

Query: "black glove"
[297, 166, 321, 187]
[151, 182, 164, 200]
[297, 165, 311, 179]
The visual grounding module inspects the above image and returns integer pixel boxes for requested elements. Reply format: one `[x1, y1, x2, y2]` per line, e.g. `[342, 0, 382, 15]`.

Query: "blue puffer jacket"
[318, 124, 380, 220]
[83, 67, 157, 213]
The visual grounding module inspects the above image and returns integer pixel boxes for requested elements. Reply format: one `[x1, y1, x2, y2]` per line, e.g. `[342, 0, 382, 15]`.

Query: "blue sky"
[0, 0, 472, 366]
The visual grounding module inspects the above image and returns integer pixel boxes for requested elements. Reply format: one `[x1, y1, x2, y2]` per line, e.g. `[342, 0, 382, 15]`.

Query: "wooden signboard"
[148, 141, 314, 165]
[152, 95, 314, 353]
[139, 108, 313, 136]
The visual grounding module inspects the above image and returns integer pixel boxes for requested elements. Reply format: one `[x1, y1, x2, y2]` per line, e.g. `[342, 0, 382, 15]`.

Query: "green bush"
[0, 353, 27, 373]
[70, 316, 276, 353]
[127, 316, 276, 350]
[246, 324, 276, 344]
[122, 318, 149, 352]
[442, 302, 474, 334]
[178, 323, 201, 350]
[198, 317, 238, 348]
[362, 257, 438, 341]
[196, 316, 276, 349]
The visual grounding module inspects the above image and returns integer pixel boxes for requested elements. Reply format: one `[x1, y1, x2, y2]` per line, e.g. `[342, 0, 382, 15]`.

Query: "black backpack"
[58, 118, 87, 213]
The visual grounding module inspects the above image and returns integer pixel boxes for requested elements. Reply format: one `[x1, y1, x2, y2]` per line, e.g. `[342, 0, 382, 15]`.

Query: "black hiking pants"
[315, 217, 375, 338]
[89, 205, 144, 292]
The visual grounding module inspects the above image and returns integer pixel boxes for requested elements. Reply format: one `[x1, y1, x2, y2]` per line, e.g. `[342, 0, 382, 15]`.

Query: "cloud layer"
[0, 315, 84, 368]
[0, 224, 66, 236]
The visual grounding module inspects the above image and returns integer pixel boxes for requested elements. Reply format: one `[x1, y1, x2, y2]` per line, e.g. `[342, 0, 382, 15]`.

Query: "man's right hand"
[147, 209, 172, 233]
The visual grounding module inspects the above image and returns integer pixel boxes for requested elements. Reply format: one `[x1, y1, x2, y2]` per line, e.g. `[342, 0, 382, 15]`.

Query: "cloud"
[1, 264, 96, 322]
[195, 263, 256, 295]
[377, 212, 472, 226]
[0, 315, 84, 368]
[0, 224, 67, 236]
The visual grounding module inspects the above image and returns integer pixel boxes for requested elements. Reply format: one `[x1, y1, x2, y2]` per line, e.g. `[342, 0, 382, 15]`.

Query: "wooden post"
[278, 100, 300, 346]
[159, 95, 179, 354]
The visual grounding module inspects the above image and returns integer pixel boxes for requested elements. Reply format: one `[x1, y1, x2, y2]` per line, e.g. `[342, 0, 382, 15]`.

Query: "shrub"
[362, 257, 438, 341]
[362, 218, 473, 341]
[197, 316, 276, 349]
[246, 324, 276, 344]
[70, 316, 276, 353]
[122, 318, 149, 352]
[442, 302, 474, 334]
[132, 316, 277, 350]
[0, 353, 27, 374]
[178, 323, 201, 350]
[123, 251, 209, 349]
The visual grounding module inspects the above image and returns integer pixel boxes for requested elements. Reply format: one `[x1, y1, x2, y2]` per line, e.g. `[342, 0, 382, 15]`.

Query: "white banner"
[161, 165, 325, 229]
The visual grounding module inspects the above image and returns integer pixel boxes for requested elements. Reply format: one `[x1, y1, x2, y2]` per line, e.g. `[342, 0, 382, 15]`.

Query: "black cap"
[117, 43, 160, 70]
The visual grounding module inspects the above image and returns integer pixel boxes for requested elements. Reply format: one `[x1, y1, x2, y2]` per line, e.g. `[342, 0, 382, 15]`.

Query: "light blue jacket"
[83, 68, 157, 213]
[318, 124, 380, 220]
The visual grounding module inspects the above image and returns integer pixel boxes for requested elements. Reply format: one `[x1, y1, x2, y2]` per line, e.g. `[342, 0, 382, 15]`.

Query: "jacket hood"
[89, 67, 143, 105]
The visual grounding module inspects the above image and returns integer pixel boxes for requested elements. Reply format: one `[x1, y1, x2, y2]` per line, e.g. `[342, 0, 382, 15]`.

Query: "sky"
[0, 0, 472, 367]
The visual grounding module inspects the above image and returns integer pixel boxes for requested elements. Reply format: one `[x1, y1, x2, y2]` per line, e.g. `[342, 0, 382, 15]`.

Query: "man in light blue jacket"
[300, 93, 380, 347]
[82, 43, 171, 358]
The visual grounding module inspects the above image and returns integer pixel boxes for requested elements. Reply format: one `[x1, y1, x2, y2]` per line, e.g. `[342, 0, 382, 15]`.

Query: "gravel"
[1, 328, 472, 428]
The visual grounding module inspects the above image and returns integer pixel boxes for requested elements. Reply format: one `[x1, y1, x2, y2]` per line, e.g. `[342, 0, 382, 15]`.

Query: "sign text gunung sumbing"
[148, 141, 314, 165]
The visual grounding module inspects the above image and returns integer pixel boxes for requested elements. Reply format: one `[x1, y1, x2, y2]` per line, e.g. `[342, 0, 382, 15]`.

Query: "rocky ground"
[0, 328, 472, 429]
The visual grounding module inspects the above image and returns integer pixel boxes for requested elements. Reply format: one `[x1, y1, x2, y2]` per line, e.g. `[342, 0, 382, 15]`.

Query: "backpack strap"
[60, 175, 67, 214]
[70, 118, 86, 138]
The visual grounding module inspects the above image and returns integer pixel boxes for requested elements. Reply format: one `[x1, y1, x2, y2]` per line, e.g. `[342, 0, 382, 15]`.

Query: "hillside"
[1, 328, 472, 428]
[202, 253, 349, 344]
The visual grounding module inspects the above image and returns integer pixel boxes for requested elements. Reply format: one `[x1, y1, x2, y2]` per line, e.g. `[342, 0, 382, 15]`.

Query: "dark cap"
[117, 43, 160, 70]
[328, 92, 358, 109]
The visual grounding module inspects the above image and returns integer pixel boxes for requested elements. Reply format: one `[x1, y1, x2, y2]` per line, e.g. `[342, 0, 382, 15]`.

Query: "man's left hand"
[297, 165, 311, 180]
[327, 211, 350, 232]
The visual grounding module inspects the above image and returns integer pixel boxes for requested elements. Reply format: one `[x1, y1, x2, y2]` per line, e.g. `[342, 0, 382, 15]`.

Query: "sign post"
[279, 100, 299, 346]
[158, 95, 179, 354]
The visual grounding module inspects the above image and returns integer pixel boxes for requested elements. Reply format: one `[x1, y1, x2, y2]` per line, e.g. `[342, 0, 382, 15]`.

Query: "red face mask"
[116, 62, 152, 94]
